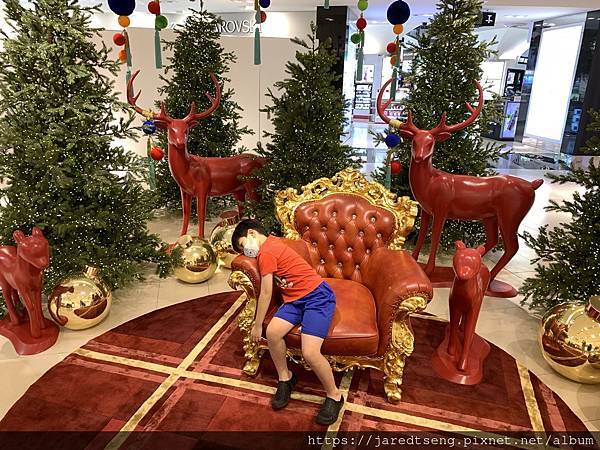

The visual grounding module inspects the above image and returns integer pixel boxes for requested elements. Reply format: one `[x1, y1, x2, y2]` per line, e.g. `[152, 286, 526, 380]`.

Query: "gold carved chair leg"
[383, 295, 429, 403]
[228, 271, 266, 376]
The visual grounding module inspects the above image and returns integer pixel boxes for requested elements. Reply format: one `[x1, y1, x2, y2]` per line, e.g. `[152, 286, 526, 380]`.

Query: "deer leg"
[22, 291, 42, 339]
[458, 301, 483, 372]
[482, 217, 499, 256]
[233, 190, 246, 218]
[245, 180, 261, 202]
[412, 210, 431, 261]
[180, 189, 192, 236]
[197, 192, 209, 239]
[490, 219, 519, 281]
[447, 306, 461, 358]
[424, 214, 446, 276]
[1, 281, 21, 325]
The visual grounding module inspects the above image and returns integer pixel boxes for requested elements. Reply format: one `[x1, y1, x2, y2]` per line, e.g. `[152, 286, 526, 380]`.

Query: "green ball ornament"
[155, 15, 168, 30]
[358, 0, 368, 11]
[351, 33, 362, 44]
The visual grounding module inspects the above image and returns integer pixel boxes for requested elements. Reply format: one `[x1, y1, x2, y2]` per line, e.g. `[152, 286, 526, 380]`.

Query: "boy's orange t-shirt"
[257, 236, 324, 303]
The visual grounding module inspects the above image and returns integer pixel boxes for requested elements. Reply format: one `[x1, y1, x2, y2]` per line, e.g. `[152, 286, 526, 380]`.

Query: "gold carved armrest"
[362, 247, 433, 355]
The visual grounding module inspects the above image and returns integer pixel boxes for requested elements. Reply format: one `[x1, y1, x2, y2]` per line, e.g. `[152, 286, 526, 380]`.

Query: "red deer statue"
[431, 241, 491, 385]
[127, 70, 266, 238]
[377, 78, 543, 295]
[0, 227, 59, 355]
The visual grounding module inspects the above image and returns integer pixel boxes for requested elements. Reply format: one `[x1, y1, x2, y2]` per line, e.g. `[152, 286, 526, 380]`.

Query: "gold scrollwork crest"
[274, 168, 418, 250]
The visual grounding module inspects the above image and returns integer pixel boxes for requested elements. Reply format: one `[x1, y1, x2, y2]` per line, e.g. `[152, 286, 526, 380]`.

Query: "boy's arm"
[251, 273, 274, 342]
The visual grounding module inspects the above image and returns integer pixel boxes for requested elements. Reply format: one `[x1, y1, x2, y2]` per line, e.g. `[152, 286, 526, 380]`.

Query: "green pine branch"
[246, 22, 358, 233]
[519, 110, 600, 313]
[0, 0, 177, 318]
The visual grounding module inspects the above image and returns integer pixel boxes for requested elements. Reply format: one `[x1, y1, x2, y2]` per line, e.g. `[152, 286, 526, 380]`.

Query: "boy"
[232, 219, 344, 425]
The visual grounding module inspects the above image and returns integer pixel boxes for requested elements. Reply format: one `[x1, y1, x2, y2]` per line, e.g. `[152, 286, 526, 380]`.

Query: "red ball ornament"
[391, 160, 403, 175]
[150, 146, 165, 161]
[260, 11, 267, 23]
[147, 1, 160, 15]
[112, 33, 126, 46]
[356, 17, 367, 30]
[387, 42, 397, 54]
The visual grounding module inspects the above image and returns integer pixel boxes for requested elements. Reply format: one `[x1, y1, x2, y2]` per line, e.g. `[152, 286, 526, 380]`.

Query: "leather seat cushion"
[263, 278, 379, 356]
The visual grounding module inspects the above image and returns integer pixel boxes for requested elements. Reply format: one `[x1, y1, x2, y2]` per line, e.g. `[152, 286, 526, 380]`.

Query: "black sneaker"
[316, 395, 345, 425]
[271, 372, 298, 410]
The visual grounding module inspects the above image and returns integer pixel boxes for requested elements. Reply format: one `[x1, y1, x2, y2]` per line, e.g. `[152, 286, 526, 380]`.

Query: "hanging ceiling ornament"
[383, 130, 401, 189]
[108, 0, 135, 83]
[386, 0, 411, 98]
[148, 0, 167, 69]
[351, 0, 368, 80]
[254, 0, 270, 65]
[141, 117, 162, 189]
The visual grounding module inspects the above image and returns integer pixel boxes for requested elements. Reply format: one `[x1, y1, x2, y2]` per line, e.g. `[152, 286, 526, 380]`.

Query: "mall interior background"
[2, 0, 597, 175]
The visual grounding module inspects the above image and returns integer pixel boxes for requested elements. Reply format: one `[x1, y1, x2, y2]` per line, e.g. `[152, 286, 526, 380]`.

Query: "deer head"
[13, 227, 50, 270]
[127, 70, 222, 152]
[376, 79, 484, 163]
[453, 241, 486, 281]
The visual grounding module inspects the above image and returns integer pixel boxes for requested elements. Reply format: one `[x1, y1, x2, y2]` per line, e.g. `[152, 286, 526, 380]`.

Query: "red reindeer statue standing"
[377, 78, 543, 297]
[431, 241, 491, 385]
[127, 70, 266, 238]
[0, 227, 58, 355]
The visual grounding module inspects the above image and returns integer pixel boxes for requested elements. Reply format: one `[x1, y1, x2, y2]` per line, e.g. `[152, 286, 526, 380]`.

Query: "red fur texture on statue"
[127, 70, 266, 238]
[0, 227, 58, 355]
[431, 241, 491, 385]
[377, 78, 543, 283]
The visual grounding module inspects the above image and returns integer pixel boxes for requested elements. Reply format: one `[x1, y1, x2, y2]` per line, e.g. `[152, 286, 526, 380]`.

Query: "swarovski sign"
[216, 13, 255, 36]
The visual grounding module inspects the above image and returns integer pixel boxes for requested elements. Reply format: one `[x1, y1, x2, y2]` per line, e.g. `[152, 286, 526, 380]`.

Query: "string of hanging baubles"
[107, 0, 168, 190]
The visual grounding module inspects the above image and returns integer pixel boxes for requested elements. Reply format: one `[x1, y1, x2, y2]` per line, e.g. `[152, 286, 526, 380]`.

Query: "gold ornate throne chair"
[228, 168, 433, 402]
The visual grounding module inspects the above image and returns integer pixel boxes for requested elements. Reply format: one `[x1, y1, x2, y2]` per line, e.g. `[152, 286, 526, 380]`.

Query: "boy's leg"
[266, 317, 296, 381]
[301, 334, 342, 401]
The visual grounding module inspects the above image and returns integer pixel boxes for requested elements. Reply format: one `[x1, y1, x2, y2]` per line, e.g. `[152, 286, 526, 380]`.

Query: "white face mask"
[243, 235, 259, 258]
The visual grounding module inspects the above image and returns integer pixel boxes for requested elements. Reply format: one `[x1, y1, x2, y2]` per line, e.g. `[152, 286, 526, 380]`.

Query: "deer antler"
[184, 73, 222, 124]
[127, 70, 149, 116]
[377, 77, 420, 136]
[431, 80, 484, 135]
[127, 69, 172, 125]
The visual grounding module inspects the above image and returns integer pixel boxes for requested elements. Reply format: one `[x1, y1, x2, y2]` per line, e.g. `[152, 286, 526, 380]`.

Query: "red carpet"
[0, 291, 596, 450]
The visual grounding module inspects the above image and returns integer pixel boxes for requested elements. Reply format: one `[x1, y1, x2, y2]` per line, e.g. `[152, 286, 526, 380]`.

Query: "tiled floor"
[1, 128, 599, 432]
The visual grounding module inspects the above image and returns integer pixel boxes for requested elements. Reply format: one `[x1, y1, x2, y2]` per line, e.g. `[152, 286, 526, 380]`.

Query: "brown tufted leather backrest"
[293, 193, 397, 283]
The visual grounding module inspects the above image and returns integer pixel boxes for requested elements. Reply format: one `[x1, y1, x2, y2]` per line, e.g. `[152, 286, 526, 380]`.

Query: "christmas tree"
[520, 110, 600, 312]
[0, 0, 172, 317]
[155, 6, 252, 211]
[249, 23, 356, 232]
[373, 0, 503, 250]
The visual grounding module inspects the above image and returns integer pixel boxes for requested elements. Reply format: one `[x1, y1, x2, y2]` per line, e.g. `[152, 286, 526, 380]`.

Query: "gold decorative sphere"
[209, 210, 241, 269]
[173, 235, 218, 283]
[48, 266, 112, 330]
[539, 296, 600, 384]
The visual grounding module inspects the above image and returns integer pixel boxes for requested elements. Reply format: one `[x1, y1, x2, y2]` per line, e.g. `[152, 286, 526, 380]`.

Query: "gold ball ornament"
[209, 211, 241, 269]
[539, 296, 600, 383]
[393, 24, 404, 35]
[48, 267, 112, 331]
[173, 235, 218, 283]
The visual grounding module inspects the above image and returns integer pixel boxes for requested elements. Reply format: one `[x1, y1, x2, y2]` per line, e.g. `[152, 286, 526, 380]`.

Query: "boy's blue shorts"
[273, 281, 336, 339]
